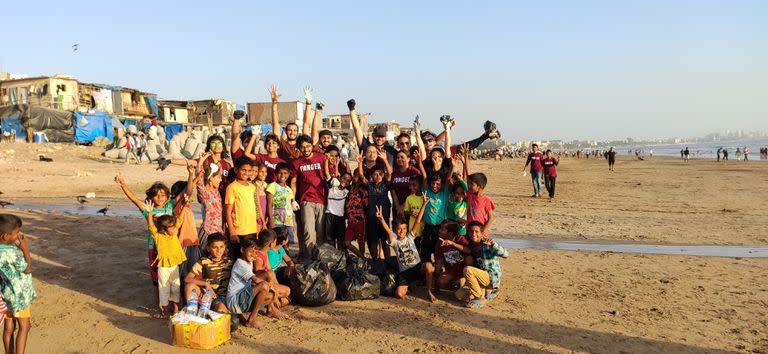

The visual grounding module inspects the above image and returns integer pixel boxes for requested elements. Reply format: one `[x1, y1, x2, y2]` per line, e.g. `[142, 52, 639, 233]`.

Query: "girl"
[265, 163, 297, 244]
[168, 135, 232, 199]
[390, 150, 422, 220]
[196, 153, 225, 253]
[0, 214, 35, 354]
[144, 201, 186, 317]
[252, 162, 269, 231]
[245, 134, 285, 183]
[360, 144, 386, 180]
[253, 229, 290, 317]
[169, 166, 199, 280]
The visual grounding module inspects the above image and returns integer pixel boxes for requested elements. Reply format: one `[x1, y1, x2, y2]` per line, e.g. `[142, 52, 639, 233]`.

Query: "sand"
[1, 143, 767, 353]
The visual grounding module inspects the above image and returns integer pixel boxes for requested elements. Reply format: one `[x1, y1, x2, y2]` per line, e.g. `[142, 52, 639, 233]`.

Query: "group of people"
[716, 146, 759, 162]
[110, 85, 507, 329]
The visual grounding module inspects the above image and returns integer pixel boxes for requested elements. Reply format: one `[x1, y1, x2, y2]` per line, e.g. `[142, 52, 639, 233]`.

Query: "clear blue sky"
[2, 0, 766, 141]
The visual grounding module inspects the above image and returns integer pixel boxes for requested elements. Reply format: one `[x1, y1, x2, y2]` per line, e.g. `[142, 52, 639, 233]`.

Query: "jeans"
[300, 201, 325, 261]
[530, 171, 542, 195]
[544, 176, 556, 198]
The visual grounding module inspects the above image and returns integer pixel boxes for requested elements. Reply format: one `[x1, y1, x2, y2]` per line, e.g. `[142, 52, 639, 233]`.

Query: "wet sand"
[1, 143, 767, 353]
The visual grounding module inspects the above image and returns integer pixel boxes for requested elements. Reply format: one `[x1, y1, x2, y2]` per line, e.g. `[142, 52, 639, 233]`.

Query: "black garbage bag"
[336, 267, 380, 301]
[290, 261, 336, 306]
[366, 257, 398, 297]
[314, 244, 347, 273]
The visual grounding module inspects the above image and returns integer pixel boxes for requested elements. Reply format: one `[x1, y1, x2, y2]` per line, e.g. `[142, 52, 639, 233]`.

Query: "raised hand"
[413, 115, 421, 130]
[114, 173, 125, 186]
[143, 200, 155, 213]
[422, 191, 429, 203]
[303, 86, 313, 103]
[375, 205, 383, 219]
[347, 99, 356, 111]
[269, 84, 281, 102]
[315, 101, 325, 111]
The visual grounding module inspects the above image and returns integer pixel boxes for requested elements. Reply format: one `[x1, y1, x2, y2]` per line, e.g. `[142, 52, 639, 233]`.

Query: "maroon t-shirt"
[542, 157, 558, 177]
[278, 139, 301, 162]
[526, 152, 544, 173]
[290, 153, 326, 205]
[434, 235, 469, 276]
[254, 154, 285, 183]
[390, 166, 421, 206]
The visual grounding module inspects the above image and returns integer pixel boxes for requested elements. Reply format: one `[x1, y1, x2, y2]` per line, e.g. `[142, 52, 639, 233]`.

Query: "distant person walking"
[683, 147, 690, 163]
[541, 150, 558, 199]
[722, 148, 729, 161]
[606, 147, 617, 171]
[680, 149, 684, 160]
[716, 147, 722, 162]
[522, 143, 544, 198]
[735, 147, 742, 161]
[743, 147, 749, 161]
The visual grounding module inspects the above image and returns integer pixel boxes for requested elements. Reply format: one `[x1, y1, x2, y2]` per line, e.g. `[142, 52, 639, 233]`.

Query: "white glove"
[303, 86, 313, 103]
[291, 200, 300, 211]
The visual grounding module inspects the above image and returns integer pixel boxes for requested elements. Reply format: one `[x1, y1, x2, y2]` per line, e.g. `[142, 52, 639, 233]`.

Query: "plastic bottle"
[185, 289, 199, 315]
[198, 289, 215, 318]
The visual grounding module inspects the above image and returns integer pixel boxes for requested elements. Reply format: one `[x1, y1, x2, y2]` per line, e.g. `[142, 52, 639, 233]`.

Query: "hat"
[373, 125, 387, 137]
[431, 146, 445, 154]
[421, 130, 436, 141]
[319, 129, 333, 137]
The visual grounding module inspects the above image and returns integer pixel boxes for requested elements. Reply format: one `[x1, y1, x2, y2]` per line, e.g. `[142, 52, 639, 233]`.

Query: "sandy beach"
[1, 143, 767, 353]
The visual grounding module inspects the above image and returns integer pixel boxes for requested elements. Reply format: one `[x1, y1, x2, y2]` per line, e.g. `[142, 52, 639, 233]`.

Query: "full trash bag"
[366, 257, 398, 297]
[290, 261, 336, 306]
[336, 267, 381, 301]
[314, 244, 347, 273]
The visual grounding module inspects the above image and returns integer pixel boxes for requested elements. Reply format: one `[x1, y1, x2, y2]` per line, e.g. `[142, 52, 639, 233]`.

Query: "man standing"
[683, 147, 690, 163]
[270, 84, 313, 163]
[290, 134, 327, 261]
[522, 144, 544, 198]
[606, 147, 617, 171]
[349, 99, 398, 167]
[717, 147, 722, 162]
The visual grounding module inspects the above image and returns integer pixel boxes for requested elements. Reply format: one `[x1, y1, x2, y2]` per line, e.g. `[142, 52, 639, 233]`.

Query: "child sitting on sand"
[459, 221, 509, 309]
[0, 214, 36, 354]
[434, 222, 471, 291]
[267, 227, 295, 285]
[377, 199, 438, 302]
[144, 200, 187, 317]
[226, 239, 274, 329]
[252, 229, 290, 315]
[184, 233, 233, 314]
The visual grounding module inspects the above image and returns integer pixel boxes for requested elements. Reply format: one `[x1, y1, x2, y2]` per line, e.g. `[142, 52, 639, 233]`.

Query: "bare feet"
[244, 318, 263, 329]
[428, 292, 438, 303]
[267, 305, 287, 319]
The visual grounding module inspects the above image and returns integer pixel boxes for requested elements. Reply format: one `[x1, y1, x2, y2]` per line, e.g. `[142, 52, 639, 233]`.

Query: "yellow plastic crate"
[170, 313, 231, 350]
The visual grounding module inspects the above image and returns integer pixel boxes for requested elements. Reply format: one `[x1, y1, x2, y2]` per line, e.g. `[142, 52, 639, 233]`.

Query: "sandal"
[485, 291, 498, 302]
[466, 299, 485, 309]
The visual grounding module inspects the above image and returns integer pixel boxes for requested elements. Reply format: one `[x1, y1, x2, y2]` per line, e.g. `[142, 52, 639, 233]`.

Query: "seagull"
[97, 205, 110, 215]
[156, 158, 171, 171]
[0, 201, 12, 208]
[72, 43, 79, 52]
[76, 196, 88, 205]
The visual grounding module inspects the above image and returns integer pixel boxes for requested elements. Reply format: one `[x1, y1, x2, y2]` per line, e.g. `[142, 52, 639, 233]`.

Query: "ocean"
[619, 138, 768, 159]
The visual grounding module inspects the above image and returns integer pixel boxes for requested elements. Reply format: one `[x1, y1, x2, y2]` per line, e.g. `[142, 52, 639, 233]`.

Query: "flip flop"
[466, 299, 485, 309]
[485, 292, 498, 302]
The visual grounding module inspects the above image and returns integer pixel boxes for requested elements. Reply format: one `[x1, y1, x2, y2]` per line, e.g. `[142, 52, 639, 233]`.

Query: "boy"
[267, 227, 296, 285]
[357, 154, 393, 260]
[402, 178, 424, 237]
[184, 233, 233, 314]
[434, 222, 470, 290]
[0, 214, 35, 354]
[265, 163, 297, 244]
[375, 201, 437, 302]
[460, 221, 509, 309]
[226, 238, 274, 329]
[324, 156, 351, 251]
[417, 155, 451, 262]
[226, 157, 259, 245]
[344, 171, 368, 259]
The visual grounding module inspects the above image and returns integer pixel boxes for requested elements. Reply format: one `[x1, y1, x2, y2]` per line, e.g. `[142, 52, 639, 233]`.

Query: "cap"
[421, 130, 436, 140]
[319, 129, 333, 137]
[373, 125, 387, 137]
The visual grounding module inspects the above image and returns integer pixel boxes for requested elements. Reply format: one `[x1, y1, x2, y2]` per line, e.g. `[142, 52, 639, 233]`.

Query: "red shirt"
[254, 154, 285, 183]
[390, 166, 421, 206]
[542, 157, 558, 177]
[312, 143, 326, 154]
[345, 184, 368, 224]
[290, 153, 326, 204]
[467, 193, 495, 226]
[526, 152, 544, 173]
[278, 139, 301, 162]
[434, 236, 469, 276]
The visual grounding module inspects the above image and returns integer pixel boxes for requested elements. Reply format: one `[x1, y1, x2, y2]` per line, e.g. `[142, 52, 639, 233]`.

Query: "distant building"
[159, 99, 236, 126]
[247, 101, 307, 129]
[0, 74, 80, 110]
[322, 113, 369, 137]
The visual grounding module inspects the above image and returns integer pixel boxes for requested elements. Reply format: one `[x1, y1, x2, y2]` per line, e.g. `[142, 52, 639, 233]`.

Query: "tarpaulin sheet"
[145, 95, 158, 115]
[0, 112, 25, 138]
[164, 122, 184, 141]
[73, 111, 113, 143]
[24, 106, 73, 131]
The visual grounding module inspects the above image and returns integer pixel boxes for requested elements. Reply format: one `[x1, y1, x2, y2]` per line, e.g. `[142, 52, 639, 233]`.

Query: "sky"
[1, 0, 766, 142]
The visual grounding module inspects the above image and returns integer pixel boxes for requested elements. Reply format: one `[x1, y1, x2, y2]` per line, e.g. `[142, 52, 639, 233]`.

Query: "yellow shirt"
[225, 181, 259, 236]
[403, 194, 424, 237]
[150, 218, 186, 268]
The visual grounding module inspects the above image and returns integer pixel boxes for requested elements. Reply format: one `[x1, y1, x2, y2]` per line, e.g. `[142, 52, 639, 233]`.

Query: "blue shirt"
[422, 187, 450, 225]
[472, 241, 509, 289]
[226, 258, 255, 313]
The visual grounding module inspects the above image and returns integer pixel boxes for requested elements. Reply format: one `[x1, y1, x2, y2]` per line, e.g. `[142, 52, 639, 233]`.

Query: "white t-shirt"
[326, 186, 348, 217]
[391, 232, 420, 272]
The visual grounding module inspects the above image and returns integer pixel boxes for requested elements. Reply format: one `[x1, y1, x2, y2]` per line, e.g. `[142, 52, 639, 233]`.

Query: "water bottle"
[198, 289, 214, 318]
[185, 289, 199, 315]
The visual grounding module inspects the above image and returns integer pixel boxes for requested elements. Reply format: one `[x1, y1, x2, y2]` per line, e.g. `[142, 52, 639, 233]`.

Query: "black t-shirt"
[422, 157, 454, 183]
[366, 181, 392, 219]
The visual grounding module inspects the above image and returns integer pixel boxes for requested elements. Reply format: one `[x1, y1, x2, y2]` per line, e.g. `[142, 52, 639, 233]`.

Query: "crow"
[97, 205, 110, 215]
[38, 155, 53, 162]
[76, 196, 88, 205]
[0, 201, 13, 208]
[156, 158, 171, 171]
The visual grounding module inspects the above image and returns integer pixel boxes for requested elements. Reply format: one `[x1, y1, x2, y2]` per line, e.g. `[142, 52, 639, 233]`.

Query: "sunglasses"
[210, 142, 223, 147]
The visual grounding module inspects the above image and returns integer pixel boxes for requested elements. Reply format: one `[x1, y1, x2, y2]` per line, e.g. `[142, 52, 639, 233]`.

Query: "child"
[376, 201, 437, 302]
[417, 154, 451, 262]
[402, 178, 425, 237]
[460, 221, 509, 309]
[448, 146, 471, 237]
[324, 156, 351, 250]
[196, 154, 225, 252]
[265, 163, 297, 244]
[252, 161, 269, 230]
[184, 233, 233, 314]
[343, 170, 368, 259]
[253, 229, 290, 315]
[226, 239, 274, 329]
[0, 214, 35, 354]
[267, 227, 296, 285]
[464, 155, 496, 236]
[357, 154, 393, 260]
[144, 200, 186, 317]
[169, 165, 200, 282]
[226, 157, 260, 245]
[541, 149, 559, 199]
[434, 222, 470, 290]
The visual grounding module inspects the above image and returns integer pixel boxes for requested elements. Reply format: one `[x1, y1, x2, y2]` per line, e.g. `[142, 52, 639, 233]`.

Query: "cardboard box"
[170, 313, 231, 350]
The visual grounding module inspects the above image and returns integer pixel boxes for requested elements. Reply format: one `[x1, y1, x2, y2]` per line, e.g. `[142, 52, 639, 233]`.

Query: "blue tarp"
[164, 122, 184, 141]
[0, 112, 25, 138]
[73, 111, 114, 143]
[144, 95, 158, 115]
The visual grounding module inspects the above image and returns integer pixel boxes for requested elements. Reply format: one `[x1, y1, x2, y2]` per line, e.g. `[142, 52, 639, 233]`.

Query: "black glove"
[347, 99, 356, 111]
[316, 102, 325, 111]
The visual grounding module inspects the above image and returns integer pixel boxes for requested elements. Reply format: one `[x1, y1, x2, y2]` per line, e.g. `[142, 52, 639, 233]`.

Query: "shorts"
[148, 249, 159, 285]
[324, 213, 346, 243]
[442, 265, 466, 280]
[235, 287, 255, 314]
[397, 263, 423, 286]
[344, 220, 366, 245]
[7, 306, 31, 319]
